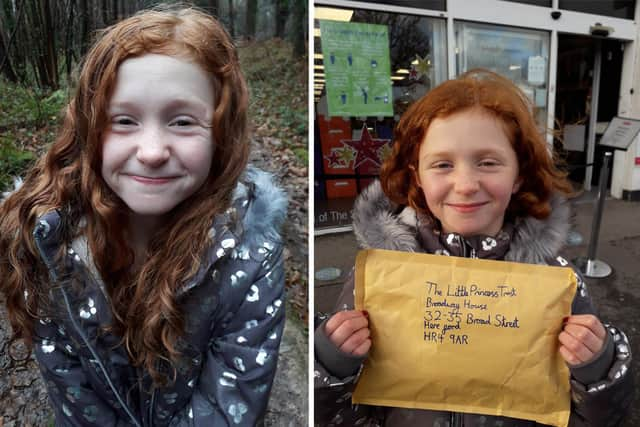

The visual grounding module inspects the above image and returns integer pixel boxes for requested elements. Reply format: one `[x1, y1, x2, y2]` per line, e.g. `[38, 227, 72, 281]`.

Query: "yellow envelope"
[353, 249, 576, 427]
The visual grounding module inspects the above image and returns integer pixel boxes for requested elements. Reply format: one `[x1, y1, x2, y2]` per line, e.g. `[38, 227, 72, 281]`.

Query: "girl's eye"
[112, 116, 136, 126]
[170, 117, 197, 127]
[432, 162, 452, 169]
[479, 160, 500, 167]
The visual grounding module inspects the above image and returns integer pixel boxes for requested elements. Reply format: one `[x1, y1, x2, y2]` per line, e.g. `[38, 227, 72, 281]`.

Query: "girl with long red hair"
[1, 6, 286, 426]
[315, 69, 632, 426]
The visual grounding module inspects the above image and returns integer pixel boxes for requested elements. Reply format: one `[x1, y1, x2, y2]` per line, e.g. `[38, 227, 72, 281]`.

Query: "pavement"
[314, 189, 640, 424]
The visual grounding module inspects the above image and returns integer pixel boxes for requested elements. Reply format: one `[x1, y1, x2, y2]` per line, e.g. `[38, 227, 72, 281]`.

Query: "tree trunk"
[111, 0, 117, 23]
[208, 0, 219, 17]
[27, 0, 46, 88]
[291, 0, 305, 57]
[0, 27, 18, 82]
[246, 0, 256, 39]
[79, 0, 91, 54]
[101, 0, 108, 26]
[65, 0, 75, 82]
[41, 0, 58, 89]
[275, 0, 287, 39]
[0, 0, 25, 83]
[227, 0, 235, 37]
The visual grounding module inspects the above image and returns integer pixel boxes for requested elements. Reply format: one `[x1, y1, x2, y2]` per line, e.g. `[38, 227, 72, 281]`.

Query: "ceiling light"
[315, 7, 353, 21]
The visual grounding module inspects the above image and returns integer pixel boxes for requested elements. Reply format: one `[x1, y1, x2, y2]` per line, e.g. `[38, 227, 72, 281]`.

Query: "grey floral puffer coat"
[315, 181, 633, 427]
[30, 168, 287, 426]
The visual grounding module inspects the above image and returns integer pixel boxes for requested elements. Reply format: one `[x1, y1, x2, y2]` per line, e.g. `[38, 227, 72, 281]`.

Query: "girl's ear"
[409, 164, 422, 188]
[512, 177, 523, 194]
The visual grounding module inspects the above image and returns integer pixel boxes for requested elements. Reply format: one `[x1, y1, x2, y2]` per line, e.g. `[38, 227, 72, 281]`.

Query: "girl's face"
[101, 53, 214, 219]
[416, 108, 521, 237]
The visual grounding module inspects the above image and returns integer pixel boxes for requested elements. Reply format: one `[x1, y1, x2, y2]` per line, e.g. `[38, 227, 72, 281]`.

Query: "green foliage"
[0, 77, 63, 192]
[292, 147, 308, 164]
[0, 135, 35, 192]
[278, 105, 307, 137]
[0, 77, 67, 129]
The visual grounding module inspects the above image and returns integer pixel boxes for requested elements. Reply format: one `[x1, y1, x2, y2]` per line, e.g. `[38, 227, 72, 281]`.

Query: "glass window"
[363, 0, 446, 10]
[455, 21, 550, 128]
[500, 0, 552, 6]
[559, 0, 635, 20]
[314, 6, 447, 229]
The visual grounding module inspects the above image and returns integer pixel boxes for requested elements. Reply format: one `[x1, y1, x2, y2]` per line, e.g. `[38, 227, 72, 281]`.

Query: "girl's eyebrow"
[420, 148, 509, 161]
[108, 99, 211, 117]
[162, 99, 211, 117]
[419, 150, 455, 162]
[108, 100, 139, 112]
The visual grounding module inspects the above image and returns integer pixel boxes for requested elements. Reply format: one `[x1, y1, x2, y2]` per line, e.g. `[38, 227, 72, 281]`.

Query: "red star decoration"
[324, 150, 342, 168]
[342, 125, 390, 169]
[409, 65, 418, 80]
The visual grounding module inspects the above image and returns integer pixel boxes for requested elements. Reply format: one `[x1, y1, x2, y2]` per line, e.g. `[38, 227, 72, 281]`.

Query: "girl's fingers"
[559, 344, 581, 366]
[352, 338, 372, 357]
[325, 310, 366, 336]
[564, 314, 606, 340]
[326, 312, 369, 348]
[339, 326, 371, 355]
[558, 329, 599, 364]
[562, 323, 604, 354]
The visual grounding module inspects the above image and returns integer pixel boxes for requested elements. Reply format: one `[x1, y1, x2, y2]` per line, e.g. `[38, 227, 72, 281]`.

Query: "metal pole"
[584, 39, 602, 191]
[583, 151, 612, 278]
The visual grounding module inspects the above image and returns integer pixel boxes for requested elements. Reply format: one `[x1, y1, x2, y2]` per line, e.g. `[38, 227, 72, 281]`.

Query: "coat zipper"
[451, 412, 463, 427]
[33, 223, 142, 427]
[458, 235, 468, 258]
[148, 387, 156, 425]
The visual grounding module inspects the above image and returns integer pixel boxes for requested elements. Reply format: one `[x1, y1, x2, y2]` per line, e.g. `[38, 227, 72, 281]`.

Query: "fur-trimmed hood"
[234, 166, 288, 250]
[352, 180, 570, 265]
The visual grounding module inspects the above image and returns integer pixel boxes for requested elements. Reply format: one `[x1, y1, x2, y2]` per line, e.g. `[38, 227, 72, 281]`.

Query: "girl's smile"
[446, 201, 490, 213]
[126, 175, 181, 185]
[416, 107, 522, 237]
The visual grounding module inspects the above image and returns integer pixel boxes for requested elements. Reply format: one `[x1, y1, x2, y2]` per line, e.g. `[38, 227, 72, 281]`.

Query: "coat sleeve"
[314, 269, 378, 426]
[554, 258, 634, 426]
[33, 316, 137, 427]
[169, 240, 286, 427]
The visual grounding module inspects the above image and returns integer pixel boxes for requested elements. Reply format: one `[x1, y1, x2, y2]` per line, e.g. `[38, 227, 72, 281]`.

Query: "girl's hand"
[325, 310, 371, 356]
[558, 314, 607, 365]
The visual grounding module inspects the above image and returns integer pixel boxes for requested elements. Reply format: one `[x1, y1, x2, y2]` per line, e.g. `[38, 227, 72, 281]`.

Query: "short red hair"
[380, 69, 571, 221]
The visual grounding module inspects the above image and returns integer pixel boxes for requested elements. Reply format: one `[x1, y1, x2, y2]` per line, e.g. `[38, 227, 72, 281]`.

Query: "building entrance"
[554, 35, 624, 189]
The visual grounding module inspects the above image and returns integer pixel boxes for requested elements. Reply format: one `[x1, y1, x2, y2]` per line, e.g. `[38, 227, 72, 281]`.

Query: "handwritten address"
[423, 281, 520, 345]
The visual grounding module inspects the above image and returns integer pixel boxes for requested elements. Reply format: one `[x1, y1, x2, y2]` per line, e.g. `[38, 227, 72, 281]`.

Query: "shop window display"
[314, 6, 446, 230]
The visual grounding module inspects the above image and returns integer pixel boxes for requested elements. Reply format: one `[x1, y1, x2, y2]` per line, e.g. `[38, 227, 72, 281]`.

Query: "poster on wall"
[319, 20, 393, 117]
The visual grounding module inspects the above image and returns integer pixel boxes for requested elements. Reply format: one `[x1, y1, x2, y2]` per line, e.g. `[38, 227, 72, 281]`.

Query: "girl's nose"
[453, 168, 480, 195]
[136, 127, 170, 167]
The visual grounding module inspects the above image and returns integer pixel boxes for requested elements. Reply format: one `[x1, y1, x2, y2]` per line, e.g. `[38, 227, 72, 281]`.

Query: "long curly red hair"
[381, 69, 571, 221]
[0, 6, 249, 386]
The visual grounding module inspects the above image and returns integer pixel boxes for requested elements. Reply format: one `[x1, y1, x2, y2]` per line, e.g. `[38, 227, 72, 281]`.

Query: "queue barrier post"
[580, 151, 613, 278]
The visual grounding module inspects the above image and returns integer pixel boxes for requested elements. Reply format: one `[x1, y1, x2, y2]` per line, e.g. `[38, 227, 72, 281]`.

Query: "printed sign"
[527, 56, 546, 85]
[319, 20, 393, 117]
[599, 116, 640, 150]
[353, 249, 576, 427]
